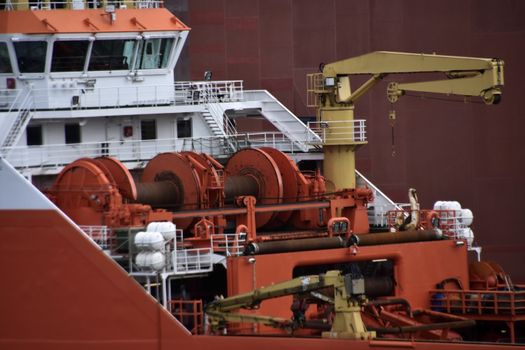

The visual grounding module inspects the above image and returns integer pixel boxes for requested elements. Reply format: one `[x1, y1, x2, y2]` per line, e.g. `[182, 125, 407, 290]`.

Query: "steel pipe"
[245, 236, 346, 255]
[349, 229, 443, 247]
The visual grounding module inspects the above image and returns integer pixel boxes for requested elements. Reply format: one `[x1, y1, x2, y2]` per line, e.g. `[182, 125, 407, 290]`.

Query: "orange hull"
[0, 207, 521, 349]
[0, 158, 522, 349]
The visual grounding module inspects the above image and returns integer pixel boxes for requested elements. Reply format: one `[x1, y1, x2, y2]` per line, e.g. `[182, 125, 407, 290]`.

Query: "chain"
[388, 104, 396, 157]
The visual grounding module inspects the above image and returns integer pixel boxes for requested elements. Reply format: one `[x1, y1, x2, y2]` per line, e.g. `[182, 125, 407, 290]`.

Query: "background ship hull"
[172, 0, 525, 281]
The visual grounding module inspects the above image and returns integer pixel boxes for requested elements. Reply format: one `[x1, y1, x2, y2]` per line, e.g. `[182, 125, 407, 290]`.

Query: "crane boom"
[321, 51, 504, 105]
[323, 51, 503, 76]
[306, 51, 504, 190]
[206, 270, 375, 339]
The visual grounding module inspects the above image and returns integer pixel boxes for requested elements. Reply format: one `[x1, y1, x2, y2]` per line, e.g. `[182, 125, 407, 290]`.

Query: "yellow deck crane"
[205, 269, 475, 339]
[306, 51, 504, 190]
[206, 270, 376, 339]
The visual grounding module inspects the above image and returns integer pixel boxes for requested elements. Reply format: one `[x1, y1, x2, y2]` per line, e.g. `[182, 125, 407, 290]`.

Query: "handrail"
[211, 233, 246, 257]
[79, 225, 112, 250]
[2, 0, 164, 11]
[0, 89, 22, 109]
[429, 288, 525, 317]
[0, 80, 244, 111]
[175, 80, 244, 105]
[250, 89, 320, 151]
[205, 102, 239, 152]
[169, 299, 204, 334]
[172, 247, 213, 274]
[233, 131, 299, 152]
[356, 169, 403, 227]
[205, 103, 226, 133]
[3, 132, 304, 171]
[386, 209, 469, 239]
[307, 119, 367, 144]
[172, 229, 213, 275]
[3, 89, 25, 116]
[1, 87, 34, 154]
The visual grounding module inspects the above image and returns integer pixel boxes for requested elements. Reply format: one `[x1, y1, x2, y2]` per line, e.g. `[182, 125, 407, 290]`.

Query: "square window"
[177, 119, 192, 138]
[52, 41, 89, 72]
[26, 125, 43, 146]
[0, 42, 13, 74]
[14, 41, 47, 73]
[65, 123, 81, 144]
[141, 120, 157, 140]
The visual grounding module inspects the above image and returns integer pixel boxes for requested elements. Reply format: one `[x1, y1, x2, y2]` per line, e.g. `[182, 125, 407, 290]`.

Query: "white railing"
[434, 210, 471, 239]
[205, 102, 239, 152]
[0, 88, 34, 152]
[172, 248, 213, 275]
[205, 103, 223, 130]
[80, 225, 111, 250]
[307, 119, 367, 144]
[211, 233, 246, 257]
[3, 0, 164, 10]
[234, 132, 301, 153]
[174, 80, 244, 105]
[171, 228, 213, 275]
[355, 169, 404, 227]
[4, 131, 308, 171]
[0, 89, 20, 109]
[0, 80, 244, 111]
[5, 136, 238, 169]
[246, 90, 320, 152]
[367, 204, 403, 227]
[206, 102, 238, 135]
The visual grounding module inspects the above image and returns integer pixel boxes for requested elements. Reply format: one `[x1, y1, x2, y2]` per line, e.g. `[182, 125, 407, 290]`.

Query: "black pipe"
[245, 236, 346, 255]
[369, 319, 475, 335]
[303, 319, 475, 334]
[349, 229, 442, 247]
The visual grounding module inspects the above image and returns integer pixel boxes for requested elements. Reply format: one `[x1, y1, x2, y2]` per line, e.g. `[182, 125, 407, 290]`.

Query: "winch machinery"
[48, 147, 372, 239]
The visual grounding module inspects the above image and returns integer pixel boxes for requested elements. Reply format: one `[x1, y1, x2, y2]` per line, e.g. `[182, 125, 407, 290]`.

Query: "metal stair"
[243, 90, 321, 152]
[202, 110, 223, 137]
[204, 102, 238, 152]
[355, 170, 403, 228]
[0, 89, 33, 157]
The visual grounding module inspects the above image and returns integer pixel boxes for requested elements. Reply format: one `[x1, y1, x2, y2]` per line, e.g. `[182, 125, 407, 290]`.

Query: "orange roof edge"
[0, 8, 190, 34]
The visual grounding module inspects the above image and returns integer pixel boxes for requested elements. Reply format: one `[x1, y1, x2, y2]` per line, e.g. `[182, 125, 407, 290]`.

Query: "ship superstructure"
[0, 0, 321, 185]
[0, 1, 524, 350]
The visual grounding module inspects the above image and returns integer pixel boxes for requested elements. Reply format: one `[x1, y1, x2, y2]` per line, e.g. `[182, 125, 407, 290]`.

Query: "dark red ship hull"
[180, 0, 525, 281]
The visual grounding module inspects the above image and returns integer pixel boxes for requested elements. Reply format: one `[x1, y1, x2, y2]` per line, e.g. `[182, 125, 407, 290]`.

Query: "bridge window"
[136, 38, 173, 69]
[65, 123, 81, 144]
[13, 41, 47, 73]
[0, 42, 12, 73]
[51, 41, 89, 72]
[86, 0, 102, 8]
[88, 39, 135, 71]
[141, 120, 157, 140]
[26, 125, 43, 146]
[52, 0, 66, 9]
